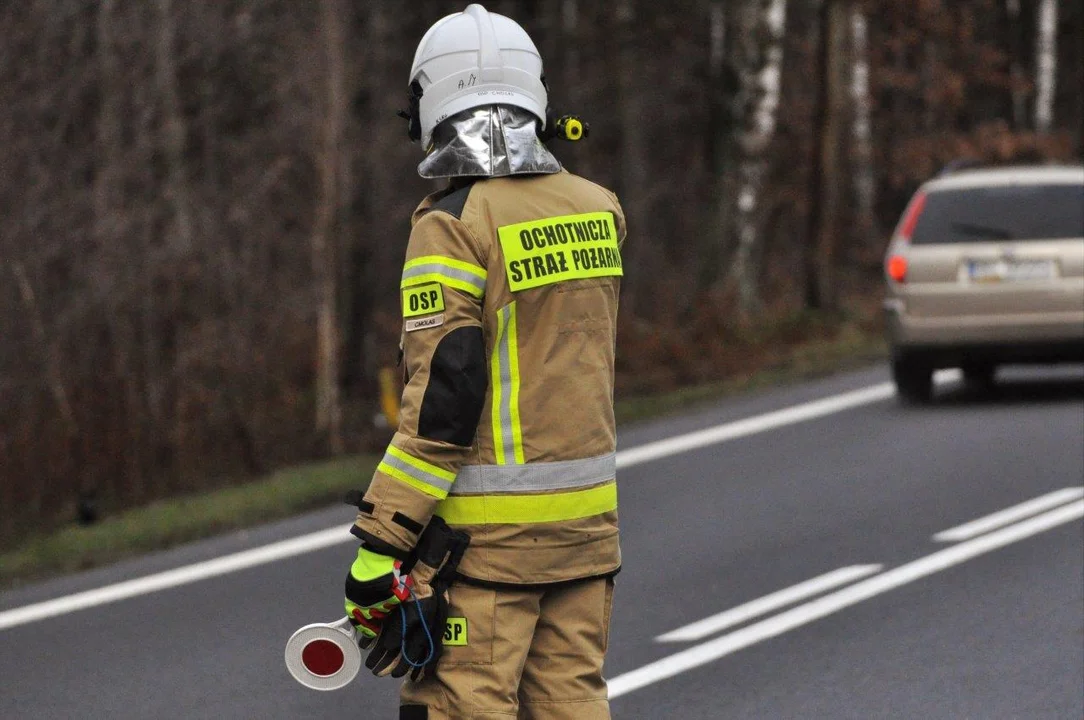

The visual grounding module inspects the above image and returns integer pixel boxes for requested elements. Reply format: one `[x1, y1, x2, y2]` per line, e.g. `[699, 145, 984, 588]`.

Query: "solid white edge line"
[656, 565, 883, 643]
[607, 499, 1084, 700]
[0, 526, 350, 631]
[0, 380, 898, 633]
[933, 487, 1084, 542]
[615, 383, 895, 469]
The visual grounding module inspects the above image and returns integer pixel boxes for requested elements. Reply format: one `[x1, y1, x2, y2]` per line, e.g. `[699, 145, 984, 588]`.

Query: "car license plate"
[967, 259, 1056, 283]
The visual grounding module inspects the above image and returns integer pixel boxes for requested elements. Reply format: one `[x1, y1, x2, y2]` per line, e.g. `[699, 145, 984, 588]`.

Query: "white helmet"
[408, 4, 548, 148]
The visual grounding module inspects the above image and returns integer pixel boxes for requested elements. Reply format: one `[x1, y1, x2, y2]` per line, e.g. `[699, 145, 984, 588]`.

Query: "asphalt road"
[2, 364, 1082, 719]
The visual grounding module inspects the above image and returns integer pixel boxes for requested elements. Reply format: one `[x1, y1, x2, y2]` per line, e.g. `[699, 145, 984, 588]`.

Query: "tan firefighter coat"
[352, 169, 625, 585]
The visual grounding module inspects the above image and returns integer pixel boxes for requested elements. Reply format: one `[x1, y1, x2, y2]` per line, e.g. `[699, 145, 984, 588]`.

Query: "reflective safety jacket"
[352, 170, 625, 585]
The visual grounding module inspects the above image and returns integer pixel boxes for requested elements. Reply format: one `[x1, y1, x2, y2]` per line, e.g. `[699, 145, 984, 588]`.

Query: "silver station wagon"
[883, 164, 1084, 403]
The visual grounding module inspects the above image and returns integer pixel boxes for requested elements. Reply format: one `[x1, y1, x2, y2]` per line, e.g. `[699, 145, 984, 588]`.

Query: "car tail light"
[886, 254, 908, 283]
[896, 191, 927, 242]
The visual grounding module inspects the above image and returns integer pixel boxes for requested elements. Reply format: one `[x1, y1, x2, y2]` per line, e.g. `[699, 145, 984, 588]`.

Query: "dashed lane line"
[932, 486, 1084, 542]
[608, 499, 1084, 699]
[656, 565, 884, 643]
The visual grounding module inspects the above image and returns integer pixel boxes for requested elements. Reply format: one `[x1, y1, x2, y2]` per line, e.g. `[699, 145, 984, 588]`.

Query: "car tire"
[892, 356, 933, 404]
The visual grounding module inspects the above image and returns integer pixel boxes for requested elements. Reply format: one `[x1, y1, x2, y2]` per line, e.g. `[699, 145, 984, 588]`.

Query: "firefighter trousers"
[399, 576, 615, 719]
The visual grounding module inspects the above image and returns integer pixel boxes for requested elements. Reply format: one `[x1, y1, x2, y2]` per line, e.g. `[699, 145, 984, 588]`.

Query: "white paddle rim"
[285, 616, 362, 691]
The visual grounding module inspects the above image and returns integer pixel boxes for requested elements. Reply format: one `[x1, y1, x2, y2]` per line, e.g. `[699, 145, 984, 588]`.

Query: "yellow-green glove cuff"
[351, 546, 397, 582]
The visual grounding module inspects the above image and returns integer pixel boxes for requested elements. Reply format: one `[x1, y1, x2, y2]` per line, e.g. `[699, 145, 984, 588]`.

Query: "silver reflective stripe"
[379, 450, 454, 495]
[497, 304, 514, 461]
[491, 302, 524, 465]
[452, 452, 616, 494]
[401, 263, 486, 296]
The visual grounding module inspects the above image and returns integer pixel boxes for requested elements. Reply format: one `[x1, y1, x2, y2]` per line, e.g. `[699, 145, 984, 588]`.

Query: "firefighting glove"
[344, 546, 410, 650]
[365, 516, 469, 682]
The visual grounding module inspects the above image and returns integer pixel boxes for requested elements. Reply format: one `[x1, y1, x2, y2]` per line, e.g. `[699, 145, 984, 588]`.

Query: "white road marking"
[616, 383, 895, 469]
[933, 487, 1084, 542]
[0, 380, 900, 632]
[656, 565, 883, 643]
[0, 526, 348, 631]
[607, 499, 1084, 700]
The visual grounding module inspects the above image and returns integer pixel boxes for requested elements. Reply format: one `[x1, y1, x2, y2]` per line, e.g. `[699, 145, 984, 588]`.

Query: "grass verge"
[0, 455, 377, 589]
[1, 324, 886, 590]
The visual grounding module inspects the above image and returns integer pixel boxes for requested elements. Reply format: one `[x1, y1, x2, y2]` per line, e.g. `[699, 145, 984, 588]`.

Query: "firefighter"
[342, 5, 625, 718]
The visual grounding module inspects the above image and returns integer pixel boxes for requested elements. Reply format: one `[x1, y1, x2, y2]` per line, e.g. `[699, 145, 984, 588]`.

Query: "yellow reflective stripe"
[378, 461, 448, 499]
[401, 256, 487, 298]
[437, 483, 617, 525]
[401, 272, 485, 298]
[506, 306, 525, 464]
[400, 272, 483, 298]
[491, 307, 507, 464]
[386, 446, 456, 483]
[378, 445, 455, 500]
[404, 255, 487, 279]
[497, 211, 622, 292]
[491, 303, 523, 465]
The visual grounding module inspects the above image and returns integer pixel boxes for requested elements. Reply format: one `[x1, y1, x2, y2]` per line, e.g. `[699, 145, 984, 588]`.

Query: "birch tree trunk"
[313, 0, 345, 454]
[1034, 0, 1058, 133]
[730, 0, 788, 315]
[850, 5, 877, 248]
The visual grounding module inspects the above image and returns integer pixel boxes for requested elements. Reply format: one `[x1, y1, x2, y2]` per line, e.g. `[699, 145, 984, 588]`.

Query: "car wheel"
[892, 356, 933, 404]
[962, 363, 996, 392]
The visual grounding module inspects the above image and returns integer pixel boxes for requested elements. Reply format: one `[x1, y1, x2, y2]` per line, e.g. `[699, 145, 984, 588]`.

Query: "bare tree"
[614, 0, 649, 315]
[313, 0, 346, 454]
[804, 0, 849, 311]
[3, 0, 1083, 542]
[1005, 0, 1030, 128]
[10, 262, 77, 454]
[154, 0, 194, 257]
[561, 0, 591, 178]
[694, 0, 736, 298]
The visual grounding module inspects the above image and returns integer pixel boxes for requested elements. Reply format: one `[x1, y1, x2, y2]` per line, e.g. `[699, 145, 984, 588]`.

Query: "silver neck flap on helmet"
[418, 105, 562, 180]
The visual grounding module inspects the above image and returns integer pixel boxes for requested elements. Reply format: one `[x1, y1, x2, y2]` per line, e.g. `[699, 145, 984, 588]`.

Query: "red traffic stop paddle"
[285, 616, 362, 690]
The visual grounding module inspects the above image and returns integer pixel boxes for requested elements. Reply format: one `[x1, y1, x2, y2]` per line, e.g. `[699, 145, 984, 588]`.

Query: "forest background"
[1, 0, 1081, 547]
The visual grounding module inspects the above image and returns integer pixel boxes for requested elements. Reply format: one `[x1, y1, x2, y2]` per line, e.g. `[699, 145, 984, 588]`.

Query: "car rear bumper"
[889, 339, 1084, 367]
[885, 302, 1084, 365]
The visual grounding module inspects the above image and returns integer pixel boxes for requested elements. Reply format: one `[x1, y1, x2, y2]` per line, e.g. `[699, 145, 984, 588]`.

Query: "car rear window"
[911, 183, 1084, 244]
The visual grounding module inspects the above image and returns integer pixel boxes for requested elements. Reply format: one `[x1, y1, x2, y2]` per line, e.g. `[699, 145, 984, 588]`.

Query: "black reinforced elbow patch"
[418, 326, 487, 446]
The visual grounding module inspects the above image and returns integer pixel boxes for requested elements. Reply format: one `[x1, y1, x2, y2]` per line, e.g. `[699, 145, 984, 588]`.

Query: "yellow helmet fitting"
[553, 115, 589, 142]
